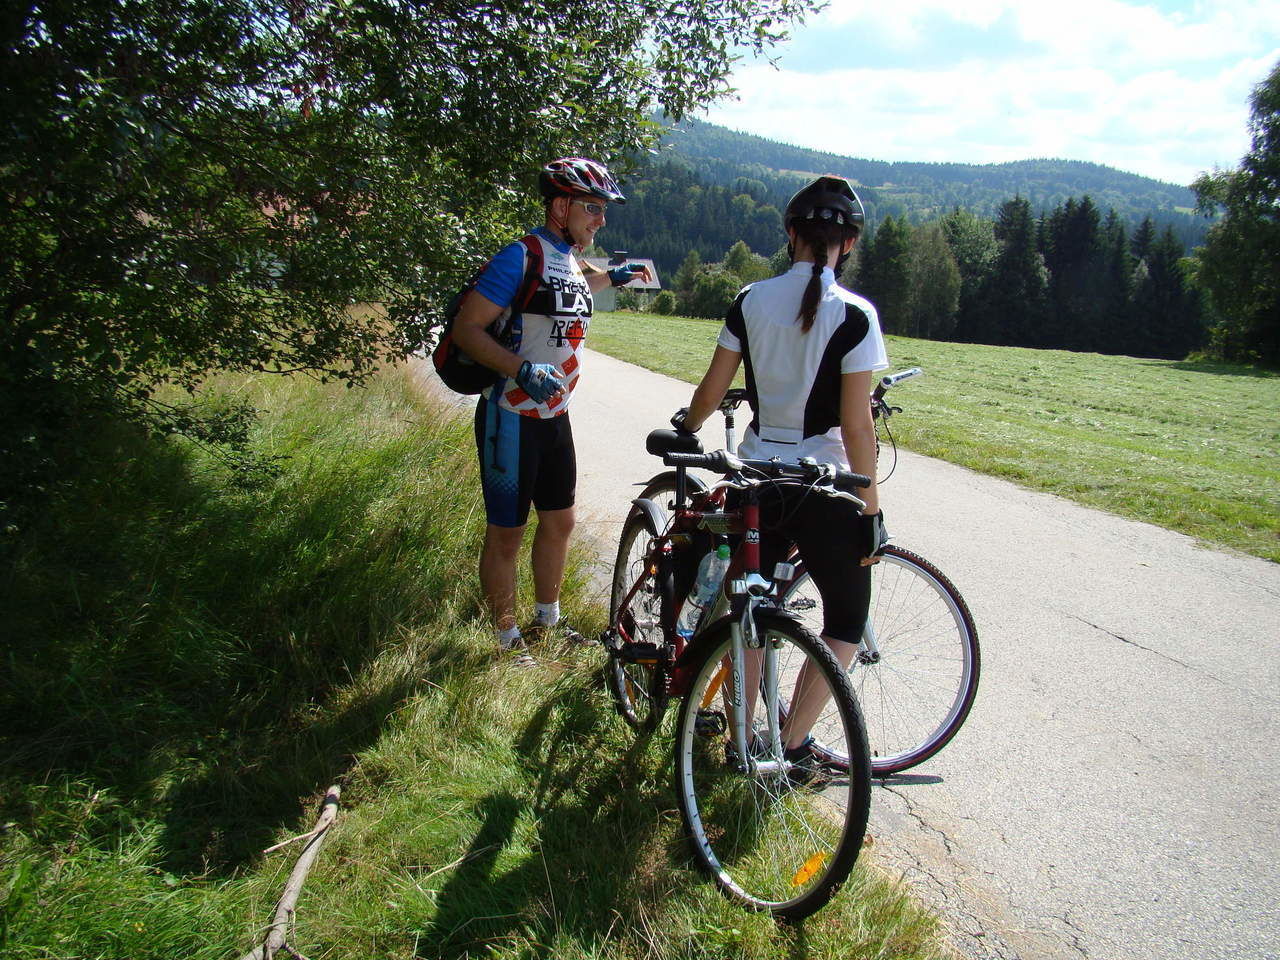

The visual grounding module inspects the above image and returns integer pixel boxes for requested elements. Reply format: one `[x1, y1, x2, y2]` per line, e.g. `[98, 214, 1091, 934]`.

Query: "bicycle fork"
[725, 596, 786, 776]
[859, 620, 883, 665]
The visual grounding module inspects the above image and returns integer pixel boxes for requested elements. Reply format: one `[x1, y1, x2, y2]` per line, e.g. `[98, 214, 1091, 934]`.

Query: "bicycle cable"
[876, 407, 899, 483]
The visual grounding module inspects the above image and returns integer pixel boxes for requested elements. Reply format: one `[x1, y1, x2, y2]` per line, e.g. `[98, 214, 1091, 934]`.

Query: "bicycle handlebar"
[663, 451, 871, 492]
[872, 366, 923, 402]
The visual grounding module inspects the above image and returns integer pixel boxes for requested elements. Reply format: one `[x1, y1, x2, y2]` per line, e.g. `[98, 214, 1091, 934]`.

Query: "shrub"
[688, 267, 743, 318]
[651, 290, 677, 315]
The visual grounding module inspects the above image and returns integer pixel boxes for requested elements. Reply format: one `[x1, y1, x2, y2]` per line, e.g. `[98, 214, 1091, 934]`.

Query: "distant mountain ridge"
[604, 117, 1208, 279]
[657, 117, 1198, 222]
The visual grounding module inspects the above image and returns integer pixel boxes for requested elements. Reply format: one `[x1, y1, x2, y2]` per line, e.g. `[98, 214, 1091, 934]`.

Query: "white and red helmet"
[538, 157, 626, 204]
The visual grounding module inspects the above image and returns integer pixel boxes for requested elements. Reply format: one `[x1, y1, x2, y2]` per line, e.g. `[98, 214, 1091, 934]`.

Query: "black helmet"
[784, 175, 863, 232]
[538, 157, 627, 204]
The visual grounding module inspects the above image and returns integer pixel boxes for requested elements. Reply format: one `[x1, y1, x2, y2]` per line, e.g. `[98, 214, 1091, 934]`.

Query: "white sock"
[497, 624, 523, 649]
[534, 601, 559, 626]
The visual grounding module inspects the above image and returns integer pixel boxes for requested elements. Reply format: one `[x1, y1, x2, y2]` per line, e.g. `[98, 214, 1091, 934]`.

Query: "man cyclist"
[675, 174, 888, 778]
[452, 157, 651, 661]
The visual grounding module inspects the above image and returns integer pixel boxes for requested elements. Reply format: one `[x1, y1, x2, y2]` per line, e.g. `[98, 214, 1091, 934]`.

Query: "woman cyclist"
[675, 174, 889, 775]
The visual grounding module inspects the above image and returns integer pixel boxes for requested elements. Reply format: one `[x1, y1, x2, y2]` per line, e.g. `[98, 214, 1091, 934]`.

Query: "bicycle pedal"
[616, 641, 669, 664]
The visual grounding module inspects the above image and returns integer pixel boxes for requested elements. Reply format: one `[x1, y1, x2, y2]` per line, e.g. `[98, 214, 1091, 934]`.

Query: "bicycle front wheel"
[781, 545, 980, 775]
[673, 614, 871, 920]
[608, 506, 669, 731]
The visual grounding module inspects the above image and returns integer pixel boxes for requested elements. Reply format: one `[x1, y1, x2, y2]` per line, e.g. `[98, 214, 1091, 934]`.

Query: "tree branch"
[239, 785, 341, 960]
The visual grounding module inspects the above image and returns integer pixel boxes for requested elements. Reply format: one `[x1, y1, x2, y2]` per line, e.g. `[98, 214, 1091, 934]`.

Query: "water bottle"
[676, 543, 731, 638]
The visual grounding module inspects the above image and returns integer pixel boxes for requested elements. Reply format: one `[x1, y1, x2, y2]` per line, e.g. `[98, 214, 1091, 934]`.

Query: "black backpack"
[432, 235, 544, 394]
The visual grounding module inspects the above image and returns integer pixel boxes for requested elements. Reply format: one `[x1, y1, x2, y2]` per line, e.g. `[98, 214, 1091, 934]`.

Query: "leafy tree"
[855, 216, 912, 334]
[651, 290, 677, 315]
[769, 243, 793, 277]
[687, 266, 742, 318]
[731, 176, 769, 202]
[723, 240, 773, 285]
[940, 208, 997, 342]
[0, 0, 818, 507]
[615, 287, 645, 310]
[907, 223, 961, 340]
[1191, 59, 1280, 364]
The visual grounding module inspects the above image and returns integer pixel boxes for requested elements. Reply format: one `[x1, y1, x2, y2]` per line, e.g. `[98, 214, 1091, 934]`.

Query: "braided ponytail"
[793, 219, 855, 333]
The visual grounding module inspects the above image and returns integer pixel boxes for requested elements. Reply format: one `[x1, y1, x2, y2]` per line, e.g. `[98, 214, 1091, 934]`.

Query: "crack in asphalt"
[1066, 614, 1280, 708]
[877, 784, 1028, 959]
[1043, 866, 1093, 959]
[882, 783, 958, 858]
[1066, 614, 1197, 669]
[1058, 909, 1093, 959]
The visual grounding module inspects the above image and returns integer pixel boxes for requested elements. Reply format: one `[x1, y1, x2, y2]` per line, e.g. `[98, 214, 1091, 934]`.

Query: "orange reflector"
[700, 662, 730, 709]
[791, 852, 827, 887]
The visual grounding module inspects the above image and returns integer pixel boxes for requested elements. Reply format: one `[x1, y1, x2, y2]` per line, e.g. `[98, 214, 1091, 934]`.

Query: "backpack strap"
[515, 234, 543, 310]
[500, 234, 543, 357]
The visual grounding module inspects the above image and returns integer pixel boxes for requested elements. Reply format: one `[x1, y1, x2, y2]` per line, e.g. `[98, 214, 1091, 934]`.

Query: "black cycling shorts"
[752, 486, 873, 645]
[474, 397, 576, 528]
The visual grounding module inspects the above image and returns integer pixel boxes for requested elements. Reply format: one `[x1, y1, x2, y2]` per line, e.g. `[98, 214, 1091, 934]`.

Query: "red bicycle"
[601, 429, 872, 919]
[617, 368, 980, 775]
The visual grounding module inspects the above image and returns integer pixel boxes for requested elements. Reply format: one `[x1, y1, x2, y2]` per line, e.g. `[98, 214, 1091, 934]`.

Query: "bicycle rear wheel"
[673, 613, 871, 920]
[781, 545, 980, 775]
[608, 507, 669, 731]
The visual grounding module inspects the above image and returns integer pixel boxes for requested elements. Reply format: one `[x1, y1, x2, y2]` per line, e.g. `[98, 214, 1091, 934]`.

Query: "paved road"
[413, 350, 1280, 959]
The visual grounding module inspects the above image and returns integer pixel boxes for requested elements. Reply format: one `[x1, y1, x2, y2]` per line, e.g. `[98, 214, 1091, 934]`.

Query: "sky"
[701, 0, 1280, 186]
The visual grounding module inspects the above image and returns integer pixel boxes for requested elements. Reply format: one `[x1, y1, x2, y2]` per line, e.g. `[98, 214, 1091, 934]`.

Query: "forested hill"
[607, 117, 1207, 276]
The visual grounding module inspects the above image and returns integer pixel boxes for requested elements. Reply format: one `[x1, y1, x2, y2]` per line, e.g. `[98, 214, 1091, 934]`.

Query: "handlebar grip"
[880, 367, 923, 389]
[872, 366, 923, 402]
[833, 470, 872, 491]
[664, 450, 738, 473]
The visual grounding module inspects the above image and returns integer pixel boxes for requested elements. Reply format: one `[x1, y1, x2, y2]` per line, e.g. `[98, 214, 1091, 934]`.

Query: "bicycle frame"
[655, 469, 798, 774]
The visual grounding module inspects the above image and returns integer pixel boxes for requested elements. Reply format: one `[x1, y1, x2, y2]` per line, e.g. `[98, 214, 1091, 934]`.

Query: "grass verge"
[589, 311, 1279, 562]
[1, 365, 949, 958]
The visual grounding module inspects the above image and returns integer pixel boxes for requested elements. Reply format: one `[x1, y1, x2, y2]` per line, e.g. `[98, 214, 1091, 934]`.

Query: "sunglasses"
[571, 199, 607, 216]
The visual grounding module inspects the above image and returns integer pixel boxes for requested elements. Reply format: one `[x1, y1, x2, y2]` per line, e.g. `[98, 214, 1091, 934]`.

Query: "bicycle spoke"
[782, 546, 979, 773]
[674, 618, 870, 919]
[608, 509, 671, 731]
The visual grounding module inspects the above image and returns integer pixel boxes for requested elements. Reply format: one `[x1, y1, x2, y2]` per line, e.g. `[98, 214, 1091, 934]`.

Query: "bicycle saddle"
[646, 429, 703, 456]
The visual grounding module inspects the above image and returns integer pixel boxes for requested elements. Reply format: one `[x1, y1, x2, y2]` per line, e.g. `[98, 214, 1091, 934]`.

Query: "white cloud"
[704, 0, 1280, 184]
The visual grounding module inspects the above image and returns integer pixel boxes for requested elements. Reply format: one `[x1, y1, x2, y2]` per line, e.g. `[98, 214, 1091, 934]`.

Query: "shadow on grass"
[415, 674, 682, 959]
[1143, 357, 1278, 379]
[0, 413, 473, 876]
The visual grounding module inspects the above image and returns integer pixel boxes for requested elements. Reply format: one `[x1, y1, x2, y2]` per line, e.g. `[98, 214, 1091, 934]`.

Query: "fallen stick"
[240, 785, 341, 960]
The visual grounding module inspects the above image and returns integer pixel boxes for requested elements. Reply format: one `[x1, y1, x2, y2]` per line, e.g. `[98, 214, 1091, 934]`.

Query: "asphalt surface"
[413, 349, 1280, 960]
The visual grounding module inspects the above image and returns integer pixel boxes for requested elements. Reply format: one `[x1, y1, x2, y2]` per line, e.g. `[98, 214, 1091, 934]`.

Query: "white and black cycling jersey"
[717, 262, 888, 468]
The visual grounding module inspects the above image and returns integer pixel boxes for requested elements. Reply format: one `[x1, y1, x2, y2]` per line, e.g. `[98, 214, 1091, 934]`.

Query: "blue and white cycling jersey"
[474, 227, 592, 419]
